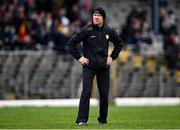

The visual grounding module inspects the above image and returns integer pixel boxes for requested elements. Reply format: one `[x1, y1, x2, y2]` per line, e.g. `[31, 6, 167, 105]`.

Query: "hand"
[78, 56, 89, 65]
[106, 56, 113, 65]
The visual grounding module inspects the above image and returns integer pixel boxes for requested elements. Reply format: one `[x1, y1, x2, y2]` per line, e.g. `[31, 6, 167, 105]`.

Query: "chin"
[94, 23, 100, 25]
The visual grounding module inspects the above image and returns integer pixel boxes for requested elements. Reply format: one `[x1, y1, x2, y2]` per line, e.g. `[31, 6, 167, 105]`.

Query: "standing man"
[68, 7, 123, 125]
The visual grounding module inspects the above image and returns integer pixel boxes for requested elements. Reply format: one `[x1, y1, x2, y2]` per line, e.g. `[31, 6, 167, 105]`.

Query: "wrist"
[109, 55, 114, 60]
[78, 56, 83, 60]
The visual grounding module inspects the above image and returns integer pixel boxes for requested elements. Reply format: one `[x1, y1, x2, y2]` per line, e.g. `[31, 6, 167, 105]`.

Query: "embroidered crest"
[106, 34, 109, 39]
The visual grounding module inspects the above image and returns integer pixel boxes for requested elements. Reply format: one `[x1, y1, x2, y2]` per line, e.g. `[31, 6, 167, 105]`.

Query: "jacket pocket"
[98, 58, 110, 69]
[85, 58, 97, 69]
[86, 58, 109, 70]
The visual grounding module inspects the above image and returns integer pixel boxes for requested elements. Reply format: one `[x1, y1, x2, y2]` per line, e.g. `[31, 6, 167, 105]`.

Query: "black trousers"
[76, 67, 110, 123]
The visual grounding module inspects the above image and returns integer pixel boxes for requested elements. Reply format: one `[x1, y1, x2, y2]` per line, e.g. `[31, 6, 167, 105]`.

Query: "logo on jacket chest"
[106, 34, 109, 40]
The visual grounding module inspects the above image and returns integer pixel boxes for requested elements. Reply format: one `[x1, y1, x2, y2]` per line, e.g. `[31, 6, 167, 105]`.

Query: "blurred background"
[0, 0, 180, 100]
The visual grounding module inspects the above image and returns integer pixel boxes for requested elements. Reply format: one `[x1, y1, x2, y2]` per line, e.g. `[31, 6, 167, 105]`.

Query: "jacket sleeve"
[109, 29, 123, 60]
[67, 28, 87, 60]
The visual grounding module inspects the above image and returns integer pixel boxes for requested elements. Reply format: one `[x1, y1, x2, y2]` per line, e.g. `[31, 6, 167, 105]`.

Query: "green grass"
[0, 106, 180, 129]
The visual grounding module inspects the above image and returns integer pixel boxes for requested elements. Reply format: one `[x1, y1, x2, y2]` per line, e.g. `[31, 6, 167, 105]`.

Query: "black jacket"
[67, 24, 123, 70]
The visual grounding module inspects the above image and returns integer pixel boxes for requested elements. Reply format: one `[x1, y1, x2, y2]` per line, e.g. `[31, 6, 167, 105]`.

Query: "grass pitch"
[0, 105, 179, 129]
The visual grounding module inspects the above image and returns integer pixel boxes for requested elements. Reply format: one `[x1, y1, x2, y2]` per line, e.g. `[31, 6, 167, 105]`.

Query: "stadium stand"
[0, 0, 179, 99]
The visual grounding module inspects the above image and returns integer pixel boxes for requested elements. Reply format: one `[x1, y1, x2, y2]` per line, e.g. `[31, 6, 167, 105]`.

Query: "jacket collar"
[92, 24, 104, 31]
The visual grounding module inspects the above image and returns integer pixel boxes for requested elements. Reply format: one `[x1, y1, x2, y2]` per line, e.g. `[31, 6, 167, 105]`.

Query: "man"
[67, 7, 123, 125]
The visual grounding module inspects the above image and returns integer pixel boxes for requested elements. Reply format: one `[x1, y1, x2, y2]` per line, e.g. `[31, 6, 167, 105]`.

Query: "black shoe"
[77, 122, 87, 126]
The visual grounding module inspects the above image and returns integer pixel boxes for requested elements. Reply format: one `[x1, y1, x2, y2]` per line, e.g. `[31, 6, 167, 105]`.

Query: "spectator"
[163, 29, 180, 70]
[140, 21, 153, 44]
[159, 7, 179, 70]
[120, 11, 141, 50]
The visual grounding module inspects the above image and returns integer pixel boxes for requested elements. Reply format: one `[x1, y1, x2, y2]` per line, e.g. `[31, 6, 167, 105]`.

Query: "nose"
[94, 16, 99, 19]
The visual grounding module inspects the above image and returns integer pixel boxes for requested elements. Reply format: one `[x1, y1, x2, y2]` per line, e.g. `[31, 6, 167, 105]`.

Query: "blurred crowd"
[0, 0, 92, 52]
[120, 7, 153, 51]
[0, 0, 179, 70]
[119, 0, 180, 70]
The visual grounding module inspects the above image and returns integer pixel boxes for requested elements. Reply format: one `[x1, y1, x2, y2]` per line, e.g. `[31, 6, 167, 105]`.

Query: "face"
[92, 13, 104, 26]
